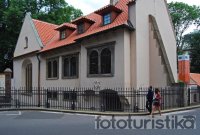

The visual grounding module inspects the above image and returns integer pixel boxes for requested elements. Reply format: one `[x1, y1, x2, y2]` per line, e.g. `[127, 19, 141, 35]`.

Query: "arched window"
[62, 54, 78, 78]
[25, 63, 32, 92]
[87, 44, 114, 77]
[101, 48, 111, 74]
[47, 58, 59, 79]
[25, 37, 28, 48]
[89, 50, 98, 74]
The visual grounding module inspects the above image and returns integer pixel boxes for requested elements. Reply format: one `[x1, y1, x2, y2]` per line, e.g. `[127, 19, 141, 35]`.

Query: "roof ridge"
[32, 19, 58, 26]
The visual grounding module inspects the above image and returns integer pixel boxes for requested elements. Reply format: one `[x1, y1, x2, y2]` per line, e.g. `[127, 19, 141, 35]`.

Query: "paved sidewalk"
[1, 104, 200, 115]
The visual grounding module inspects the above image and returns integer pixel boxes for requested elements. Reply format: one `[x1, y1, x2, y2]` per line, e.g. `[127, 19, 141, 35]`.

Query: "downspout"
[36, 53, 41, 107]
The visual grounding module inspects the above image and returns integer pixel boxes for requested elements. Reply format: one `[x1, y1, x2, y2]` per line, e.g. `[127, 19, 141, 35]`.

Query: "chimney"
[110, 0, 119, 5]
[178, 54, 190, 84]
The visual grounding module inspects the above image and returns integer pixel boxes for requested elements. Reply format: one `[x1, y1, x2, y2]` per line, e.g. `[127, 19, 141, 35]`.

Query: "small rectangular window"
[77, 23, 84, 34]
[60, 30, 66, 39]
[103, 13, 111, 25]
[47, 58, 59, 79]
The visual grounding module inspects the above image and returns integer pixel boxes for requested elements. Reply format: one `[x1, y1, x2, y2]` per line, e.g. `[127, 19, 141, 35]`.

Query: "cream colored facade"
[13, 0, 177, 89]
[129, 0, 177, 87]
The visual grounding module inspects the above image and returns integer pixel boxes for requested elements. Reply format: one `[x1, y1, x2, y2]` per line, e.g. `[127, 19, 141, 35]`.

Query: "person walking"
[151, 88, 162, 116]
[146, 86, 154, 114]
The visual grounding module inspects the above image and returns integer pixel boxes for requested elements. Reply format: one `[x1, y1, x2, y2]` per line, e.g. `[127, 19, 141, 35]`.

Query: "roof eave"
[75, 24, 135, 42]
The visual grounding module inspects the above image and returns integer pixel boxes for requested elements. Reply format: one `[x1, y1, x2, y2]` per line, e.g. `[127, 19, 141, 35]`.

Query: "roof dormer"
[55, 23, 76, 40]
[95, 5, 122, 26]
[71, 17, 95, 34]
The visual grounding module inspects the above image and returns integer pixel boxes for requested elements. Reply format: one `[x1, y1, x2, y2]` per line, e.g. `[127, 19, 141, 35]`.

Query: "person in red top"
[150, 88, 162, 116]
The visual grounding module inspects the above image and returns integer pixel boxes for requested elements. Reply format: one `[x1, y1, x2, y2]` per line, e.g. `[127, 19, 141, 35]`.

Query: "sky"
[65, 0, 200, 34]
[65, 0, 200, 15]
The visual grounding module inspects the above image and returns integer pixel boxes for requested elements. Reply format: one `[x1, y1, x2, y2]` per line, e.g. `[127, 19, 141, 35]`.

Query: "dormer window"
[103, 13, 111, 25]
[77, 23, 84, 34]
[60, 30, 66, 40]
[95, 5, 122, 26]
[72, 17, 95, 34]
[55, 23, 76, 40]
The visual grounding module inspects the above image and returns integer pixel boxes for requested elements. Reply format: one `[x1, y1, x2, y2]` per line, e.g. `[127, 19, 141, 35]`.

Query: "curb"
[0, 105, 200, 116]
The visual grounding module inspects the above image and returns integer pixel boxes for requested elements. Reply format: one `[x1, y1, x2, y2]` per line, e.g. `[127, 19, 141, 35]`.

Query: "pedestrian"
[146, 86, 154, 114]
[151, 88, 162, 116]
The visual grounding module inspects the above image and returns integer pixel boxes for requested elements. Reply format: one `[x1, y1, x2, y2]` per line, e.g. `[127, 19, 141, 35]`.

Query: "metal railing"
[0, 86, 199, 113]
[188, 86, 200, 106]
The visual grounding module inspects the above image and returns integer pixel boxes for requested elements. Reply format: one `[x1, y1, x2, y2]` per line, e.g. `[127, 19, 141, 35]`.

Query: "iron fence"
[0, 86, 199, 113]
[188, 86, 200, 106]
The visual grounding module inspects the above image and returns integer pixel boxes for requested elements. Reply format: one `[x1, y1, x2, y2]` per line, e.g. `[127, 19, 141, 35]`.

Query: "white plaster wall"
[124, 29, 131, 87]
[149, 23, 168, 87]
[13, 55, 39, 88]
[39, 29, 132, 89]
[14, 13, 42, 57]
[130, 31, 136, 87]
[129, 4, 137, 87]
[135, 0, 152, 87]
[80, 29, 126, 88]
[25, 29, 128, 89]
[40, 47, 81, 88]
[129, 0, 177, 87]
[155, 0, 177, 81]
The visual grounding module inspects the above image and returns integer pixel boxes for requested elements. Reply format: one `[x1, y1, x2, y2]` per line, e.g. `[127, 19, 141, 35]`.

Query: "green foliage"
[183, 31, 200, 73]
[0, 0, 83, 72]
[168, 2, 200, 52]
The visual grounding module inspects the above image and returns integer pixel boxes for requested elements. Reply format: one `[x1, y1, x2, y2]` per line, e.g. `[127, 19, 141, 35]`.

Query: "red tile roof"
[71, 16, 95, 25]
[55, 23, 76, 31]
[33, 0, 131, 52]
[190, 73, 200, 86]
[95, 4, 122, 15]
[32, 19, 58, 46]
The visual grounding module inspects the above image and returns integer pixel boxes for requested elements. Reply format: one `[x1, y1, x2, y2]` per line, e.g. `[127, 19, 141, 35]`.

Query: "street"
[0, 109, 199, 135]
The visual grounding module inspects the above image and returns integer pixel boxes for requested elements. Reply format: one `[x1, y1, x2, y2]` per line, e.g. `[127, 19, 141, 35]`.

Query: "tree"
[183, 31, 200, 73]
[0, 0, 13, 72]
[168, 2, 200, 53]
[0, 0, 83, 72]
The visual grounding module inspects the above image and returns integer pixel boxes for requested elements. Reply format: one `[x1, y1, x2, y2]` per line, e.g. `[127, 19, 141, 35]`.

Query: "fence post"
[71, 89, 75, 110]
[38, 87, 40, 107]
[46, 89, 50, 108]
[188, 88, 191, 106]
[183, 85, 189, 107]
[4, 68, 12, 101]
[15, 89, 20, 108]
